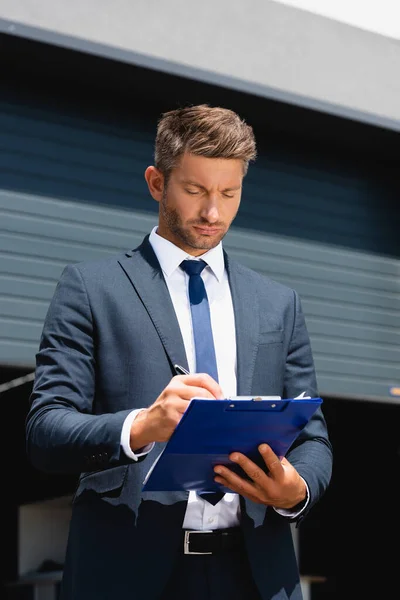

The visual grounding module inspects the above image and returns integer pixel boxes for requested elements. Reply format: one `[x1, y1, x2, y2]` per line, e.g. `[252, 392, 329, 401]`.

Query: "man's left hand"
[213, 444, 306, 509]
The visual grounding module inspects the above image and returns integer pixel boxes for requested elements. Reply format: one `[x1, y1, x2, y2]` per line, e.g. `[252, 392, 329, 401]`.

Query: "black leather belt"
[183, 528, 244, 555]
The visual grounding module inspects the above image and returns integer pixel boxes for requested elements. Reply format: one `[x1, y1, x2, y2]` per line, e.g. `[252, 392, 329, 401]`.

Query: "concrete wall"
[1, 0, 400, 130]
[19, 496, 72, 576]
[277, 0, 400, 40]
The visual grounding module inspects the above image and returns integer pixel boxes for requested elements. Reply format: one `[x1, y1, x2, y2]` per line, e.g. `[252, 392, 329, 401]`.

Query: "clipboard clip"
[225, 398, 288, 412]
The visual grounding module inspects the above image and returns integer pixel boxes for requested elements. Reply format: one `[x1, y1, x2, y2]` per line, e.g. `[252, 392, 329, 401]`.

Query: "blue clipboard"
[142, 396, 323, 493]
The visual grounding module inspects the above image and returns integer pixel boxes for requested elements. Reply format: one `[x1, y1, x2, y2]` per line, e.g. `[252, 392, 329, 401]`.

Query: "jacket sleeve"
[283, 291, 333, 522]
[26, 264, 138, 474]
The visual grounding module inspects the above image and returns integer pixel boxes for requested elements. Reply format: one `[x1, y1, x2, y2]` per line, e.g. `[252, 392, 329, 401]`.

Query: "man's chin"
[188, 235, 222, 250]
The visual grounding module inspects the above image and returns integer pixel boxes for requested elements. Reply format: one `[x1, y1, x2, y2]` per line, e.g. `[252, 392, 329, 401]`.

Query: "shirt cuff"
[273, 478, 310, 518]
[121, 409, 155, 461]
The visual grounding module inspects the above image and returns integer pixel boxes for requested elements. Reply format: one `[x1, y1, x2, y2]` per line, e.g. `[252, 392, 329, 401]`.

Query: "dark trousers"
[160, 547, 262, 600]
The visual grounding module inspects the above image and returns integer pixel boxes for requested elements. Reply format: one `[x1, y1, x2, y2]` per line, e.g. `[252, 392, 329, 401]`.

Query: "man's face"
[150, 152, 244, 256]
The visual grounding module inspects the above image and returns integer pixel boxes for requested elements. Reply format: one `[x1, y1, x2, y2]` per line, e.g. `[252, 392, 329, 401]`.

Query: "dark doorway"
[299, 396, 400, 598]
[1, 367, 77, 598]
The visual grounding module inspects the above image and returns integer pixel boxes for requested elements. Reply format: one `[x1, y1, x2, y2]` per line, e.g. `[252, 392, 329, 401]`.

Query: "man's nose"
[200, 196, 220, 222]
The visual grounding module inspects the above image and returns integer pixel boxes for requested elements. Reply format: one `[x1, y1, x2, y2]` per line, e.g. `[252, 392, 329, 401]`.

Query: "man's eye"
[185, 189, 199, 195]
[222, 193, 234, 199]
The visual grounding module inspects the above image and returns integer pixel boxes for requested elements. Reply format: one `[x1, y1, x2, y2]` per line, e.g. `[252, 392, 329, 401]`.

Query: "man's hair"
[154, 104, 257, 181]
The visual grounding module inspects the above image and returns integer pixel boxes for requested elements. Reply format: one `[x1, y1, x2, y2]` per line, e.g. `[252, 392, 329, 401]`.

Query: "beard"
[160, 195, 231, 251]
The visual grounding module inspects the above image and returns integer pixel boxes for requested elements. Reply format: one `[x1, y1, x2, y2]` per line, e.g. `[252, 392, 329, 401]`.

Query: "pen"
[174, 364, 190, 376]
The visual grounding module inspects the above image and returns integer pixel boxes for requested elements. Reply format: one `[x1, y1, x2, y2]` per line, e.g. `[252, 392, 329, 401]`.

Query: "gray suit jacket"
[26, 235, 332, 600]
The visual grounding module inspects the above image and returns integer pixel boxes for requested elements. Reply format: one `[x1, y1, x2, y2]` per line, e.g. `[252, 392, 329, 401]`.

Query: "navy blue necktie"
[180, 259, 224, 505]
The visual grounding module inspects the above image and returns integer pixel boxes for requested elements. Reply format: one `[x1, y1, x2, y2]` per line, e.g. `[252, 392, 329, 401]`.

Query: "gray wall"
[1, 0, 400, 130]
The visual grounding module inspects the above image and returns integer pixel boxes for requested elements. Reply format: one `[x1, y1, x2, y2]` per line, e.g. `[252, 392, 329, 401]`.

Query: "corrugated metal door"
[1, 97, 399, 401]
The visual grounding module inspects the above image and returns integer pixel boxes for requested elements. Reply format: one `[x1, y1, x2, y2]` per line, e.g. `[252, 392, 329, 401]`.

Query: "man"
[26, 104, 332, 600]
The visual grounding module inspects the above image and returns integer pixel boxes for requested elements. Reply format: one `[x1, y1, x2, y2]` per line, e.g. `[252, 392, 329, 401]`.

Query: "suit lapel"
[119, 240, 261, 394]
[224, 251, 260, 396]
[118, 235, 189, 373]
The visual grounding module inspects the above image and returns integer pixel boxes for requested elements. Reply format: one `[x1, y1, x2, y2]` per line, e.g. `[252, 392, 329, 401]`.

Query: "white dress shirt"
[120, 226, 308, 529]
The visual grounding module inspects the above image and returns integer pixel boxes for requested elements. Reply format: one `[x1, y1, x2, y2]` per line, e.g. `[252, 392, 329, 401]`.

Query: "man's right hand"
[129, 373, 223, 451]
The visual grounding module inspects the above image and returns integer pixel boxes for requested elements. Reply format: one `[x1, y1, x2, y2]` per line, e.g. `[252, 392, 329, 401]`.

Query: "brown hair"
[154, 104, 257, 181]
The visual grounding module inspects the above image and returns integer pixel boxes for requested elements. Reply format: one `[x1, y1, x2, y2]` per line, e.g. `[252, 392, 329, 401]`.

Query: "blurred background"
[0, 1, 399, 598]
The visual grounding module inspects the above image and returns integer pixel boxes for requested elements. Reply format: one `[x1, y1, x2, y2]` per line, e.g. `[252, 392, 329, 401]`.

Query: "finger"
[167, 383, 217, 403]
[214, 474, 260, 503]
[258, 444, 284, 479]
[193, 373, 224, 398]
[176, 384, 217, 401]
[173, 373, 224, 399]
[213, 465, 262, 500]
[173, 399, 192, 414]
[228, 452, 270, 486]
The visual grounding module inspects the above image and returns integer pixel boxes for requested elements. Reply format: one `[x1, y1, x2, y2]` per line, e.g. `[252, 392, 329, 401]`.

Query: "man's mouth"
[193, 226, 222, 235]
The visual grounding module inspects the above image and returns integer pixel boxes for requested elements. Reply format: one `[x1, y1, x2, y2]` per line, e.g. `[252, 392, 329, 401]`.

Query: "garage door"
[1, 95, 399, 401]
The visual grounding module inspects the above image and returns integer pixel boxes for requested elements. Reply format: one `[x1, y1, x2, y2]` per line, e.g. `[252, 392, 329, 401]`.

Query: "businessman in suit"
[26, 104, 332, 600]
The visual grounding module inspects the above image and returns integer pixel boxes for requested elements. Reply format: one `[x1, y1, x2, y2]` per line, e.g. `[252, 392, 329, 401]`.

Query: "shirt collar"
[149, 226, 225, 282]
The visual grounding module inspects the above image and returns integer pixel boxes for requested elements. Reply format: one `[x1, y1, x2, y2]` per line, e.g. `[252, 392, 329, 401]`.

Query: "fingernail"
[259, 444, 267, 453]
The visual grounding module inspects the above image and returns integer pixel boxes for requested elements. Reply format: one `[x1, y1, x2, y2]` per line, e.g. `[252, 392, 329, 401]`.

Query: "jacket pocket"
[259, 330, 284, 345]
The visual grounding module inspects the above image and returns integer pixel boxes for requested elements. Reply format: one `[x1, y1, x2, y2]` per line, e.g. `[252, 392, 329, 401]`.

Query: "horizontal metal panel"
[1, 100, 399, 402]
[0, 317, 44, 342]
[302, 298, 400, 329]
[311, 336, 400, 363]
[274, 277, 400, 313]
[247, 167, 400, 215]
[1, 211, 140, 248]
[0, 297, 50, 321]
[0, 189, 156, 230]
[0, 339, 40, 368]
[0, 172, 153, 212]
[2, 194, 399, 396]
[0, 108, 154, 153]
[0, 152, 144, 194]
[226, 230, 400, 401]
[0, 275, 57, 301]
[226, 228, 400, 275]
[0, 233, 119, 264]
[1, 253, 72, 281]
[227, 248, 400, 293]
[0, 130, 152, 172]
[308, 317, 400, 347]
[315, 354, 399, 381]
[317, 374, 398, 403]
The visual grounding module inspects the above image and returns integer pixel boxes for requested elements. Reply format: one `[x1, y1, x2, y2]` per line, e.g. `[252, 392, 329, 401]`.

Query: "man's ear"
[144, 166, 165, 203]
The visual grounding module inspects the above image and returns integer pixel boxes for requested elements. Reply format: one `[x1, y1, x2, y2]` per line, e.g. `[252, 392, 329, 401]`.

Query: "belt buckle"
[184, 530, 213, 555]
